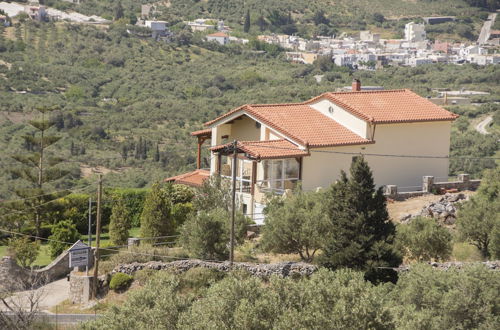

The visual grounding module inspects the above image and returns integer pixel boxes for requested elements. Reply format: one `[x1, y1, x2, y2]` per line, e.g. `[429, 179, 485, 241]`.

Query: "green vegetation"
[180, 208, 249, 260]
[109, 196, 131, 245]
[109, 272, 134, 292]
[7, 236, 40, 267]
[457, 167, 500, 258]
[84, 264, 500, 330]
[140, 183, 175, 240]
[261, 188, 329, 262]
[396, 216, 453, 261]
[321, 157, 401, 283]
[48, 219, 79, 258]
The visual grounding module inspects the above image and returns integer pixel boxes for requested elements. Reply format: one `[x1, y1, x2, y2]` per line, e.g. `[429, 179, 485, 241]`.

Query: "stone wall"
[113, 259, 500, 279]
[69, 274, 93, 304]
[113, 259, 318, 278]
[385, 174, 481, 201]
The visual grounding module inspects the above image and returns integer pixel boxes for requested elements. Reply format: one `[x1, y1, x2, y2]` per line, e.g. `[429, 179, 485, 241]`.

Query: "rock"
[443, 215, 456, 225]
[400, 213, 412, 222]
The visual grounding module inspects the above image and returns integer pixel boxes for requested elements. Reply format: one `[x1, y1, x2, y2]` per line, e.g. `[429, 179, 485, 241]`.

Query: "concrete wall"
[0, 248, 94, 292]
[309, 99, 368, 138]
[301, 121, 452, 191]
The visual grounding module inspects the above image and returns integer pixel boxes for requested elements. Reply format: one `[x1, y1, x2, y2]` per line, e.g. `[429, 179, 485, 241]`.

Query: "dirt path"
[475, 115, 493, 135]
[478, 13, 497, 45]
[1, 278, 70, 312]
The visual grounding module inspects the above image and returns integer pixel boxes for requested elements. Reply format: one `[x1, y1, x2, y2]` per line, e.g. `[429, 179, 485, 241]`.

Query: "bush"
[109, 273, 134, 292]
[396, 217, 452, 261]
[8, 236, 40, 268]
[180, 208, 250, 260]
[179, 267, 225, 292]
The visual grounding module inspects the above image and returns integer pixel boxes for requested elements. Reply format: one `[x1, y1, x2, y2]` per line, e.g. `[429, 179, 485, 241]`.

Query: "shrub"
[109, 273, 134, 292]
[180, 208, 250, 260]
[7, 236, 40, 268]
[179, 267, 225, 292]
[396, 217, 452, 261]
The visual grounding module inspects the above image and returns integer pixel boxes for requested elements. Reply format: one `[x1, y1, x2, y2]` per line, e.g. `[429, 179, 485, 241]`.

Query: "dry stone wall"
[113, 259, 318, 278]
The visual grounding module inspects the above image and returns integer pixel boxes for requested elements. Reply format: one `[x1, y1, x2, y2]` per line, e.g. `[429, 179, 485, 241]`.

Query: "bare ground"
[387, 191, 476, 222]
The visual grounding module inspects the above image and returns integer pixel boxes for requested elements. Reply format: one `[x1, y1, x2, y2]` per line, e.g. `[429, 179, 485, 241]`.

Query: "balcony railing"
[257, 179, 299, 194]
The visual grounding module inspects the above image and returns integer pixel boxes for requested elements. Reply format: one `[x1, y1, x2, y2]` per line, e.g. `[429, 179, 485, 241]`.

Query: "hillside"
[40, 0, 497, 41]
[0, 18, 499, 199]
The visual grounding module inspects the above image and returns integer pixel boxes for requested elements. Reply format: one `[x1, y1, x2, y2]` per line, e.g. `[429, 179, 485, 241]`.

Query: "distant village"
[138, 2, 499, 69]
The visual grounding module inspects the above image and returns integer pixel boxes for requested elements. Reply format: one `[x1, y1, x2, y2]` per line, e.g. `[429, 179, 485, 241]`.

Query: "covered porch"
[211, 140, 309, 223]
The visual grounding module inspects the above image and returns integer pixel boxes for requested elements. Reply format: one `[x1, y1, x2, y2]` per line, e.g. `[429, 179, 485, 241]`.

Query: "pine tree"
[244, 10, 251, 33]
[109, 197, 131, 245]
[320, 157, 401, 283]
[9, 106, 69, 238]
[140, 183, 174, 240]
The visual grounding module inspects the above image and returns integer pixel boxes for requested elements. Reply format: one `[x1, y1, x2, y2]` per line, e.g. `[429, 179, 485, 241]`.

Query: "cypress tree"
[320, 156, 401, 283]
[109, 197, 131, 245]
[153, 143, 160, 162]
[140, 183, 174, 240]
[244, 10, 251, 33]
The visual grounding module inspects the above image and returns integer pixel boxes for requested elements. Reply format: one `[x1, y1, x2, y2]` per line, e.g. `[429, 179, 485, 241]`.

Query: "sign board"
[69, 240, 90, 268]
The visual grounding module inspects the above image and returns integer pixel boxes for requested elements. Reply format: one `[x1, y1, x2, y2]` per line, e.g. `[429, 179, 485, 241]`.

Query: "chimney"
[352, 79, 361, 92]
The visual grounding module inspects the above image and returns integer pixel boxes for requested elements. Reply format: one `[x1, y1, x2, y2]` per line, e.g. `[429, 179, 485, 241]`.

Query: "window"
[260, 158, 300, 193]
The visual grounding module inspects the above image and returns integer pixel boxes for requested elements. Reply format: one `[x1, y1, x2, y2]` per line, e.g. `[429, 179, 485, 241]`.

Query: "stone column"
[385, 185, 398, 198]
[458, 173, 470, 182]
[422, 176, 434, 193]
[128, 238, 140, 250]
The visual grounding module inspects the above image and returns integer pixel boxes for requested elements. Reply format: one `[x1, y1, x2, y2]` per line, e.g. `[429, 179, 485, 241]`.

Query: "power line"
[0, 186, 93, 217]
[0, 186, 90, 205]
[211, 142, 500, 160]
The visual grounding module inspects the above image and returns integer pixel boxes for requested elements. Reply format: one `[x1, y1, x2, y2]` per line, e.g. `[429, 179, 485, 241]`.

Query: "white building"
[145, 20, 168, 39]
[206, 32, 229, 45]
[169, 81, 457, 224]
[405, 22, 426, 42]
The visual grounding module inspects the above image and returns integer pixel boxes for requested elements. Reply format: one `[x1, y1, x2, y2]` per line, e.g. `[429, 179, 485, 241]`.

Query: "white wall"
[309, 99, 369, 138]
[301, 121, 452, 191]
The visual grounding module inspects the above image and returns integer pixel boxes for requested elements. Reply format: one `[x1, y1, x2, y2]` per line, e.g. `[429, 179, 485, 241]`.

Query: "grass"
[0, 227, 141, 267]
[451, 242, 484, 262]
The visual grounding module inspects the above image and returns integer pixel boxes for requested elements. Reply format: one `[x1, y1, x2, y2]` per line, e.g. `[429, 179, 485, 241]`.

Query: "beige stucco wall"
[301, 121, 452, 191]
[309, 99, 369, 138]
[227, 116, 260, 141]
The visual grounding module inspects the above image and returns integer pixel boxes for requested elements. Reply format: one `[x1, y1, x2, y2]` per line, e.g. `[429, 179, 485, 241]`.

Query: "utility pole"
[88, 197, 92, 247]
[92, 174, 102, 299]
[87, 197, 92, 276]
[229, 140, 237, 267]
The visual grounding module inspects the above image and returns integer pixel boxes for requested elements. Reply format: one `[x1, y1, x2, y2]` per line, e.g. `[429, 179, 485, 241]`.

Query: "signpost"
[69, 240, 91, 270]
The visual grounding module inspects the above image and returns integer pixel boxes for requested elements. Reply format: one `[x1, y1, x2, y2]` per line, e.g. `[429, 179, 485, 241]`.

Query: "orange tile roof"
[190, 128, 212, 137]
[309, 89, 458, 123]
[207, 32, 229, 37]
[211, 140, 310, 160]
[204, 89, 456, 147]
[205, 104, 372, 148]
[164, 169, 210, 187]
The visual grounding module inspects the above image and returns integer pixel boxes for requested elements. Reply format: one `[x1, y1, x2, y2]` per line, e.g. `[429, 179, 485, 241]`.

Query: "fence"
[384, 174, 481, 200]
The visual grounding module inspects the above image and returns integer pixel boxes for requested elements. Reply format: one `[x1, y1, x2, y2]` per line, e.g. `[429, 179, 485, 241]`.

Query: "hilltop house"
[206, 32, 230, 45]
[166, 81, 458, 224]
